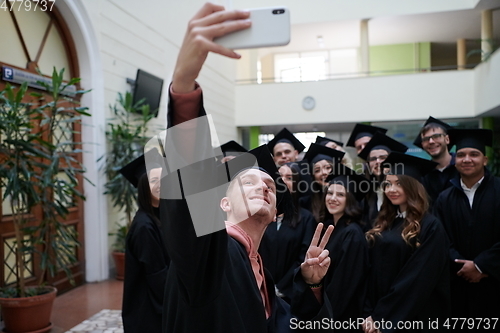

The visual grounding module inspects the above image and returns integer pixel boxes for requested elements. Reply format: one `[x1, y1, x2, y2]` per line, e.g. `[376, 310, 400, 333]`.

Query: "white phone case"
[214, 7, 290, 50]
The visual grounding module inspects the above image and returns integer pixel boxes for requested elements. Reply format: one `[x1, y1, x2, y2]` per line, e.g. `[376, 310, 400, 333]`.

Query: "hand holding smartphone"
[214, 7, 291, 50]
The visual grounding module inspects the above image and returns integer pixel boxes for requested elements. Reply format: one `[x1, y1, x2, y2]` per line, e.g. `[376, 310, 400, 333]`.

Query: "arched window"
[0, 3, 84, 293]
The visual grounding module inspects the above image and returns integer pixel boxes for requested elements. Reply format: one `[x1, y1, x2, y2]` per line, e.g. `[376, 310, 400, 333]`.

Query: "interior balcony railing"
[235, 63, 481, 85]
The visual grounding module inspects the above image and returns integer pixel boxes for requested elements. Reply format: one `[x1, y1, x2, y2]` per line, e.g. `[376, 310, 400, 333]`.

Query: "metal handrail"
[235, 63, 481, 85]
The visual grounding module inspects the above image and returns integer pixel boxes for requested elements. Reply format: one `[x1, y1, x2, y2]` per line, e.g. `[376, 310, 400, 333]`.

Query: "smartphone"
[214, 7, 290, 50]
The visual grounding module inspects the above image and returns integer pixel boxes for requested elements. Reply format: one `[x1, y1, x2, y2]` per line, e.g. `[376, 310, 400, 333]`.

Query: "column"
[457, 38, 467, 70]
[360, 19, 370, 76]
[481, 10, 493, 61]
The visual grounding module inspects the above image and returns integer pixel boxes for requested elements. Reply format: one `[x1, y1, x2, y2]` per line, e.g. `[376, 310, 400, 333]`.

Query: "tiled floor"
[50, 279, 124, 333]
[64, 309, 123, 333]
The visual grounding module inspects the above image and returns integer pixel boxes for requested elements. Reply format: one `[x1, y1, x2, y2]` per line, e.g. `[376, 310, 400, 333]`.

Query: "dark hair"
[323, 183, 362, 225]
[137, 172, 161, 227]
[420, 123, 448, 137]
[366, 175, 428, 247]
[310, 180, 326, 224]
[280, 162, 302, 228]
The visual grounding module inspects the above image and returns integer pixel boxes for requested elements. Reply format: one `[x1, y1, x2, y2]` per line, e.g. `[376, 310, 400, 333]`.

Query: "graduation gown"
[298, 160, 314, 200]
[361, 176, 383, 232]
[161, 197, 293, 333]
[259, 208, 316, 302]
[324, 217, 369, 332]
[289, 217, 369, 333]
[361, 190, 382, 232]
[434, 168, 500, 318]
[122, 209, 170, 333]
[160, 86, 331, 332]
[299, 195, 312, 212]
[299, 187, 324, 223]
[364, 214, 450, 333]
[421, 153, 457, 208]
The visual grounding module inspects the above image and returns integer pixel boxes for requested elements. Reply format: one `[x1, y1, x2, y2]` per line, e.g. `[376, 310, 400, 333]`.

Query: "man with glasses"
[413, 116, 458, 205]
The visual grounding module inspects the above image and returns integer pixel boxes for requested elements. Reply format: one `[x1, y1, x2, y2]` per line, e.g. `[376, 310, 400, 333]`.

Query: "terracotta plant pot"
[112, 251, 125, 280]
[0, 286, 57, 333]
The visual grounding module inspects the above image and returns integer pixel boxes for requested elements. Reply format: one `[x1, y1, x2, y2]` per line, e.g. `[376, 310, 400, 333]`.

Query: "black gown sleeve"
[276, 211, 316, 297]
[433, 193, 464, 261]
[473, 178, 500, 280]
[128, 215, 169, 312]
[327, 226, 369, 321]
[291, 267, 333, 326]
[161, 87, 228, 306]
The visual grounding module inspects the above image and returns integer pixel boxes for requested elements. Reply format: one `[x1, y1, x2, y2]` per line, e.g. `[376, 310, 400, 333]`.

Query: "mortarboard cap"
[315, 135, 344, 148]
[119, 148, 163, 188]
[267, 128, 306, 155]
[326, 164, 372, 202]
[413, 116, 453, 148]
[346, 123, 388, 148]
[382, 152, 438, 183]
[358, 132, 408, 161]
[448, 128, 493, 155]
[219, 140, 247, 157]
[303, 143, 345, 168]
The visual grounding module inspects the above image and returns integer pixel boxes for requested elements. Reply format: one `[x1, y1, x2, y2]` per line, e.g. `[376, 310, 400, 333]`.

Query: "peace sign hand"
[300, 223, 334, 285]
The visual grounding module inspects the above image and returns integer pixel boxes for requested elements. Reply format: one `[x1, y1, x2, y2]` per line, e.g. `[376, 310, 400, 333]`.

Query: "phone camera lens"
[272, 9, 285, 15]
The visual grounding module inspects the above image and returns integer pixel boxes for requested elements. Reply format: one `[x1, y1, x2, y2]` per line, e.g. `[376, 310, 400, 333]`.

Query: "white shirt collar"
[460, 176, 484, 191]
[460, 176, 484, 208]
[396, 210, 407, 218]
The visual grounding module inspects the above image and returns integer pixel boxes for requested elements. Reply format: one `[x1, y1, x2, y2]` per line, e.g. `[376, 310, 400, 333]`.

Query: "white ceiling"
[231, 0, 486, 25]
[259, 2, 500, 56]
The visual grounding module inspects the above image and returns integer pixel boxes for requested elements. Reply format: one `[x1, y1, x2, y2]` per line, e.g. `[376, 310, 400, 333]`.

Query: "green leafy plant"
[108, 223, 129, 253]
[101, 92, 154, 252]
[0, 68, 90, 298]
[466, 38, 499, 63]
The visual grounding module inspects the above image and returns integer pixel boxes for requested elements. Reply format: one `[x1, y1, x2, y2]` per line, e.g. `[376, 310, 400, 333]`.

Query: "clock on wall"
[302, 96, 316, 110]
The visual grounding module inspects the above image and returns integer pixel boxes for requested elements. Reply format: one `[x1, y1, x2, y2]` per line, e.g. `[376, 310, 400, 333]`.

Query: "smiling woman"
[119, 152, 170, 333]
[292, 168, 369, 330]
[363, 152, 451, 333]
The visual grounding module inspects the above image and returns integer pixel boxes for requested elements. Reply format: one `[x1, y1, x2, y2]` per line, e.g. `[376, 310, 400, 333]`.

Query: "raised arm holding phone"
[160, 3, 333, 332]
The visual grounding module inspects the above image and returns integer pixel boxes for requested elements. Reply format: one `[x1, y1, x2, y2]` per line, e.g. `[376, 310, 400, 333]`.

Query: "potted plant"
[101, 92, 154, 280]
[0, 68, 89, 333]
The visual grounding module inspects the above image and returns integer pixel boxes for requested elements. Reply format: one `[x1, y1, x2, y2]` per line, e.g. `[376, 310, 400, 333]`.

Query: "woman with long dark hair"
[357, 133, 408, 230]
[122, 159, 170, 333]
[259, 162, 316, 303]
[363, 152, 450, 333]
[300, 143, 345, 224]
[318, 167, 370, 331]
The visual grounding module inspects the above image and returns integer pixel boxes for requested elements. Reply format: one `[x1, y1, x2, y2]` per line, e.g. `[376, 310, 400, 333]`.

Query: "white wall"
[231, 0, 479, 24]
[57, 0, 109, 282]
[475, 50, 500, 117]
[235, 70, 476, 126]
[82, 0, 239, 140]
[67, 0, 240, 281]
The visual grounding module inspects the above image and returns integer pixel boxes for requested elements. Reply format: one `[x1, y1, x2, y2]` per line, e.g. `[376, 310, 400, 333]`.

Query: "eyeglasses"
[368, 154, 388, 162]
[421, 133, 445, 143]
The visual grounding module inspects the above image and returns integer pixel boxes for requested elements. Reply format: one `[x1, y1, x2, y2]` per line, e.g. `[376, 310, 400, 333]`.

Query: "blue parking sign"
[3, 67, 14, 80]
